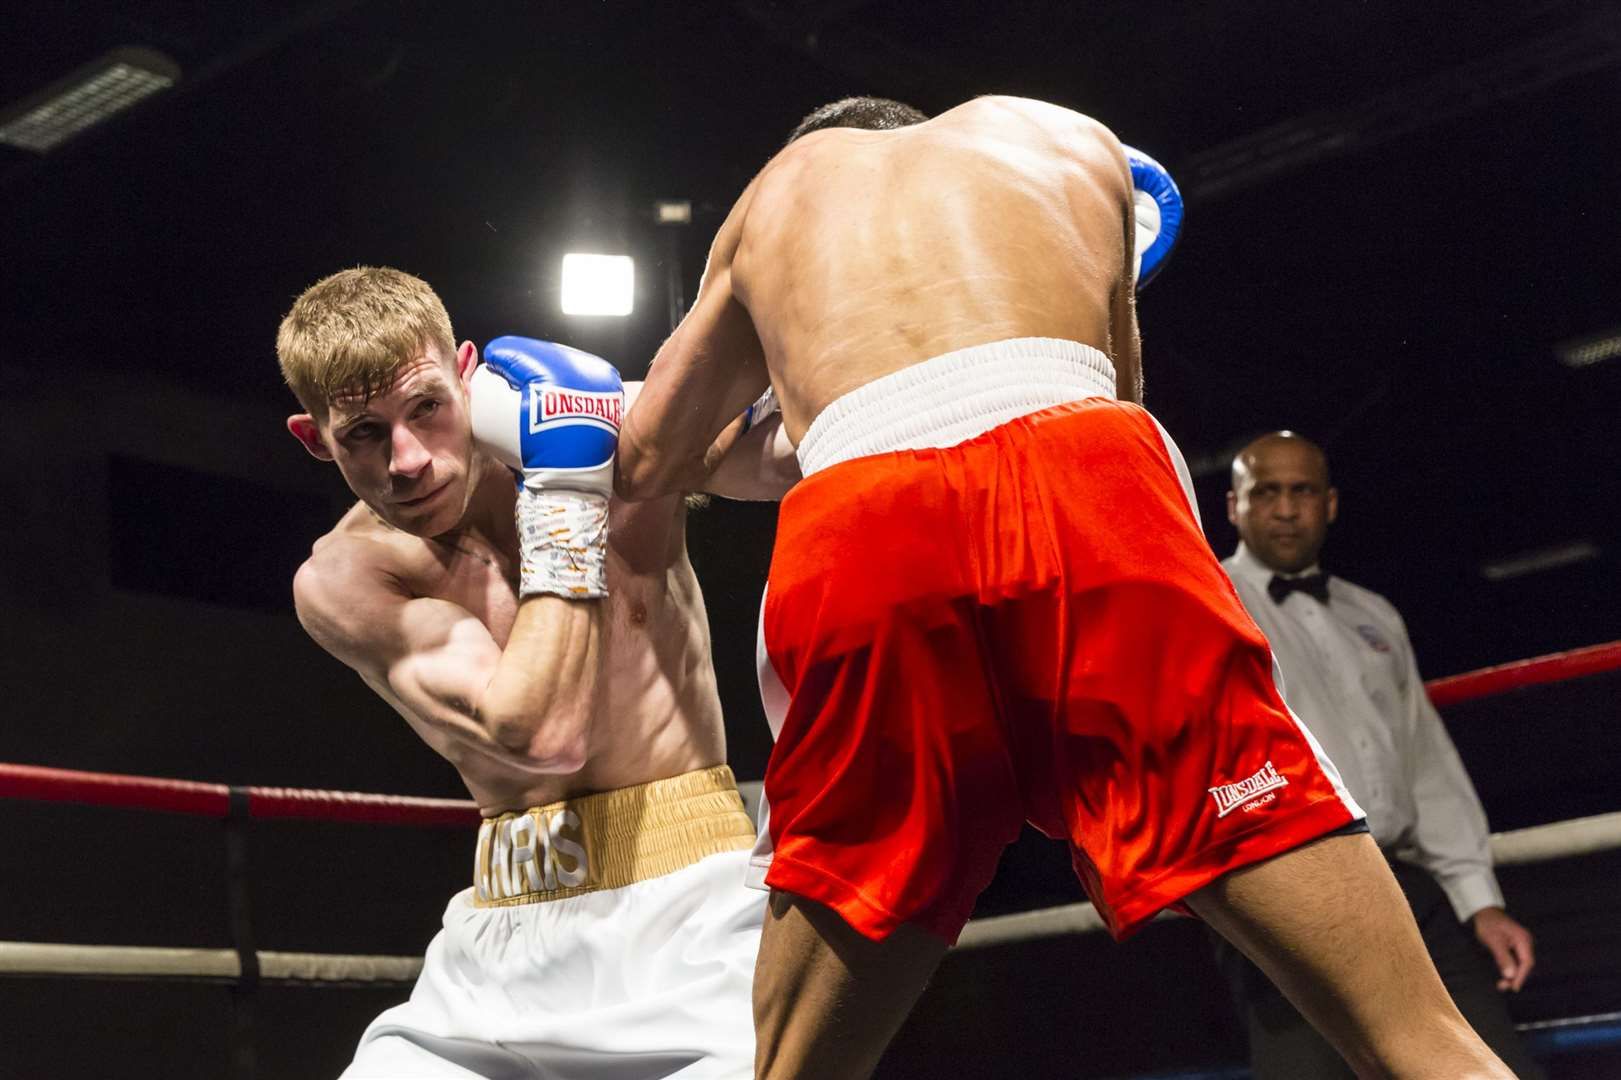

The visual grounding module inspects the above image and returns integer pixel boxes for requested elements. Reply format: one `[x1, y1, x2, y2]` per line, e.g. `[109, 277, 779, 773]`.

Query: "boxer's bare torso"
[739, 97, 1136, 439]
[295, 458, 724, 815]
[619, 96, 1139, 491]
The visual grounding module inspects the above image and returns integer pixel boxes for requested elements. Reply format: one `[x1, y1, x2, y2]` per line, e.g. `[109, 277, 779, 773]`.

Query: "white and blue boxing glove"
[1123, 145, 1184, 290]
[470, 336, 623, 599]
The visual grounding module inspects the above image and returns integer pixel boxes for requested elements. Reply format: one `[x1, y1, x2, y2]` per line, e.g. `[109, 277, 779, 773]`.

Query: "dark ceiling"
[3, 0, 1618, 676]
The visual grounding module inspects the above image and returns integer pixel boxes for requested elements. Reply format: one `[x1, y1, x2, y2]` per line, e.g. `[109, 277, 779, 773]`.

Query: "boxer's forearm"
[476, 597, 602, 773]
[620, 267, 770, 499]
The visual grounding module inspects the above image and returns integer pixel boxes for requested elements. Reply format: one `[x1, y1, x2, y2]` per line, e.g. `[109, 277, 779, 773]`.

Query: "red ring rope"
[2, 639, 1616, 826]
[0, 763, 481, 826]
[1423, 639, 1621, 708]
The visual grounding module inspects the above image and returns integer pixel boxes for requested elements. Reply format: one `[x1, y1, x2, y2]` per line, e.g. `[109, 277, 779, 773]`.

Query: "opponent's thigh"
[1187, 833, 1512, 1080]
[753, 890, 947, 1080]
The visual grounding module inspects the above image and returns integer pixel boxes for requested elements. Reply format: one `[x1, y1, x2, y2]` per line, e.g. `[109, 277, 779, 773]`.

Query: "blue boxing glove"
[471, 336, 623, 495]
[1123, 145, 1183, 290]
[470, 336, 623, 598]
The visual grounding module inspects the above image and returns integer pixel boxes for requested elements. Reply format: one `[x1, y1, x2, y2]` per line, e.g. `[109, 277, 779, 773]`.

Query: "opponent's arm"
[1110, 191, 1143, 404]
[702, 408, 799, 501]
[659, 379, 799, 501]
[1108, 138, 1183, 403]
[295, 557, 598, 773]
[617, 179, 771, 501]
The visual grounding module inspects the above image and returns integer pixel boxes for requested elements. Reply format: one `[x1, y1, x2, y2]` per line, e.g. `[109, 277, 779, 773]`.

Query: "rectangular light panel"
[1557, 330, 1621, 369]
[0, 48, 179, 153]
[561, 254, 635, 317]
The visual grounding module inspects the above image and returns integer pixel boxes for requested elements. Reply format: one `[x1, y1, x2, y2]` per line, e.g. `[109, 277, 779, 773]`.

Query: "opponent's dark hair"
[785, 96, 928, 146]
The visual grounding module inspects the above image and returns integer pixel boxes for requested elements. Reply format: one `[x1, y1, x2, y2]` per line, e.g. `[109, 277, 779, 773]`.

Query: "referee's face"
[1228, 441, 1338, 574]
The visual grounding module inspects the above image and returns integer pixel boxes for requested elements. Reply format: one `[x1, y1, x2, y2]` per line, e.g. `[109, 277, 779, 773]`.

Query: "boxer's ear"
[1325, 486, 1339, 526]
[455, 341, 478, 389]
[287, 414, 334, 461]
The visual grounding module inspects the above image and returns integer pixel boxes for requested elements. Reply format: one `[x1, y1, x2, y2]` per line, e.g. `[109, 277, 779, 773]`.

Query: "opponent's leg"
[1188, 832, 1513, 1080]
[753, 891, 948, 1080]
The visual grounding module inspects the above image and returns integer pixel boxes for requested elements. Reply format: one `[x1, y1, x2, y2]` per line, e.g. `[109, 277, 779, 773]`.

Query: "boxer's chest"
[408, 535, 521, 645]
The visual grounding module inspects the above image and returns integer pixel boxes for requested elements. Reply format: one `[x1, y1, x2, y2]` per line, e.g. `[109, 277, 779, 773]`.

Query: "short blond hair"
[276, 266, 455, 418]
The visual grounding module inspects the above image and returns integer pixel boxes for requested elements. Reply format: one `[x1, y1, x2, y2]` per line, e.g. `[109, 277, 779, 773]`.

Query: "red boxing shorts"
[755, 338, 1363, 944]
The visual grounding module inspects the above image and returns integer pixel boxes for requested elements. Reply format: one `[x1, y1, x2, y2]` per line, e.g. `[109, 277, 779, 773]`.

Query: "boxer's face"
[1228, 442, 1337, 574]
[288, 340, 481, 538]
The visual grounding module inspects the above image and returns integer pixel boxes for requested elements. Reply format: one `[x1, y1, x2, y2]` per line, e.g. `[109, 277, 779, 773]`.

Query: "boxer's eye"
[415, 399, 442, 418]
[345, 423, 382, 443]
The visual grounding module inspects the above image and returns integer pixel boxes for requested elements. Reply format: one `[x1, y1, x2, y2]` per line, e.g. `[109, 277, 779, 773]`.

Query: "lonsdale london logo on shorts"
[475, 808, 591, 901]
[1208, 760, 1289, 818]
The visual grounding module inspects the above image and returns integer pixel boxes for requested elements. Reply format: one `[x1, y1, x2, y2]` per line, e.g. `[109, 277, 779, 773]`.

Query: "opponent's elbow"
[614, 444, 664, 502]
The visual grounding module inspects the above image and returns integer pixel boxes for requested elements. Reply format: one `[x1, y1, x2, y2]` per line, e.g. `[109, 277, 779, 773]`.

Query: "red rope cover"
[1424, 640, 1621, 708]
[246, 786, 479, 827]
[0, 763, 229, 817]
[3, 639, 1616, 825]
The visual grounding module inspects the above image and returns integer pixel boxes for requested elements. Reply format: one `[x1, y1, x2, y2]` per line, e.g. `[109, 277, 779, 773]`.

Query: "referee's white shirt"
[1223, 542, 1503, 923]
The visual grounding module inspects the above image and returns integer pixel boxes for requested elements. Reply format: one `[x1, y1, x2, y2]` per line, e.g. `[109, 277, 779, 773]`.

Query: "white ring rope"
[0, 942, 422, 983]
[1, 810, 1616, 982]
[958, 810, 1621, 951]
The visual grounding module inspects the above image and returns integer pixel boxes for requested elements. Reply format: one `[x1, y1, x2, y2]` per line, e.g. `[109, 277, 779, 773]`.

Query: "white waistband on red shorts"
[795, 337, 1117, 477]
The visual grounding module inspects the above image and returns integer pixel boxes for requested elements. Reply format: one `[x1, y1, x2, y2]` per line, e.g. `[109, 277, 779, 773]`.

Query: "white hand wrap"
[517, 487, 610, 599]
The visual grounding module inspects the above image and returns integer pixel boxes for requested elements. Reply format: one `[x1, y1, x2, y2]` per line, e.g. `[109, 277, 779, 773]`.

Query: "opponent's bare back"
[739, 96, 1136, 439]
[618, 97, 1139, 492]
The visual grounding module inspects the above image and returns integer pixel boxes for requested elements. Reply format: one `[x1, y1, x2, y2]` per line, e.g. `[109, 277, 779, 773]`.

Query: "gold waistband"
[472, 765, 755, 907]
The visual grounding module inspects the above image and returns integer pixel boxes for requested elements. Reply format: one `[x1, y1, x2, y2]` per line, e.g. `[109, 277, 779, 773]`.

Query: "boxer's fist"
[470, 336, 624, 498]
[1123, 145, 1183, 290]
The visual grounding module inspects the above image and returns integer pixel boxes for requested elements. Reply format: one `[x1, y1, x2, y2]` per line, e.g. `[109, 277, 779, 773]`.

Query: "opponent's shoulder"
[952, 96, 1128, 186]
[954, 95, 1120, 143]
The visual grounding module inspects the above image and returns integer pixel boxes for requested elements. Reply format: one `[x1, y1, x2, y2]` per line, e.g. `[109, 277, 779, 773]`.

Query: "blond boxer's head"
[279, 267, 482, 538]
[1228, 431, 1338, 574]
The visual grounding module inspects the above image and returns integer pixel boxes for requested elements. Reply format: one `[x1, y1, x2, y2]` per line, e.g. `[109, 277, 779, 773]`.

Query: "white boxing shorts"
[341, 766, 764, 1079]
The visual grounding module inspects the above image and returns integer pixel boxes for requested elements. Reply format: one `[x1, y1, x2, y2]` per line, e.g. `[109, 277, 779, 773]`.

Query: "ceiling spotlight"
[560, 254, 634, 317]
[0, 47, 180, 153]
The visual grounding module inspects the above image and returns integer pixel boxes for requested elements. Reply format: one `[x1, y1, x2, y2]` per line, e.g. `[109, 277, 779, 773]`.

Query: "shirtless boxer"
[276, 266, 793, 1078]
[617, 97, 1513, 1079]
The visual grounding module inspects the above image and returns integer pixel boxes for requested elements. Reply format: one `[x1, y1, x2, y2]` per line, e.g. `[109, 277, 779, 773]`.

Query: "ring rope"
[0, 942, 422, 984]
[1424, 639, 1621, 707]
[0, 811, 1615, 980]
[1, 639, 1614, 826]
[0, 639, 1615, 982]
[956, 810, 1621, 951]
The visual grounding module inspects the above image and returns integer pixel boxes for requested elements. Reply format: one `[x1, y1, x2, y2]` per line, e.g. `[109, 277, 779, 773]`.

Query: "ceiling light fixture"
[0, 47, 180, 153]
[1480, 540, 1601, 582]
[560, 254, 634, 317]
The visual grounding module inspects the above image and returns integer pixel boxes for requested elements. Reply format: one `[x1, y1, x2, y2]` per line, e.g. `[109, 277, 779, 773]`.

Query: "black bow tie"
[1268, 572, 1330, 605]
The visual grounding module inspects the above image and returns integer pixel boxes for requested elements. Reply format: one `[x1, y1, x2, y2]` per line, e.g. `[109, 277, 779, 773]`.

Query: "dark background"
[1, 2, 1618, 1077]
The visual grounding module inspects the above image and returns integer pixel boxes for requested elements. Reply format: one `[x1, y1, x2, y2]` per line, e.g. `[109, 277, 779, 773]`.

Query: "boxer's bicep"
[296, 557, 501, 738]
[384, 597, 504, 734]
